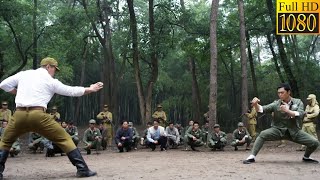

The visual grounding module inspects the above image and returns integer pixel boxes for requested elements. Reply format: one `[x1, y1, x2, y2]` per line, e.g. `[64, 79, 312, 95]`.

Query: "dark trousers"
[148, 136, 167, 150]
[117, 140, 132, 152]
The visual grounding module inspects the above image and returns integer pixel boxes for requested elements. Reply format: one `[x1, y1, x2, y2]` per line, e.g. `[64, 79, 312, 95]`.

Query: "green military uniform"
[201, 124, 209, 145]
[0, 125, 20, 157]
[129, 122, 139, 149]
[231, 122, 252, 150]
[96, 105, 113, 146]
[152, 105, 167, 127]
[246, 107, 257, 140]
[251, 98, 319, 157]
[65, 126, 79, 146]
[28, 132, 45, 153]
[83, 123, 102, 154]
[185, 127, 204, 149]
[208, 124, 227, 150]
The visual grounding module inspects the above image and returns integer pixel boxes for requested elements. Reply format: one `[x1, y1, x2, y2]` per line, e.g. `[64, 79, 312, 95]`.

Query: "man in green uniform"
[208, 124, 227, 151]
[28, 132, 45, 153]
[152, 104, 167, 127]
[231, 122, 252, 151]
[96, 104, 113, 147]
[245, 103, 258, 140]
[298, 94, 319, 151]
[65, 122, 79, 146]
[0, 57, 102, 178]
[0, 102, 12, 123]
[129, 122, 140, 150]
[83, 119, 102, 155]
[243, 83, 320, 164]
[50, 106, 61, 122]
[185, 121, 204, 151]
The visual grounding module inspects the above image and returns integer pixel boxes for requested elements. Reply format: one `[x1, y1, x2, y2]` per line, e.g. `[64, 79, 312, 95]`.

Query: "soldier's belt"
[303, 120, 314, 124]
[16, 106, 46, 112]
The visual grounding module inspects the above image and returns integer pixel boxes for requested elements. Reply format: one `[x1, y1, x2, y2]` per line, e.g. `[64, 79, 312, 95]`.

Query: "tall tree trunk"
[238, 0, 248, 115]
[266, 0, 299, 97]
[246, 30, 258, 97]
[189, 57, 201, 123]
[208, 0, 219, 128]
[127, 0, 146, 124]
[266, 33, 285, 83]
[32, 0, 38, 69]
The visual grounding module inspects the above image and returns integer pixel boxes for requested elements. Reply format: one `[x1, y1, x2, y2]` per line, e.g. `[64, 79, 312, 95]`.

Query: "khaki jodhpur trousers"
[0, 110, 76, 153]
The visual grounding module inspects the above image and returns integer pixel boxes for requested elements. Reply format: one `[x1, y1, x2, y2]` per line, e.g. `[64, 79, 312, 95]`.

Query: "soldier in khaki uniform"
[83, 119, 102, 155]
[152, 104, 167, 127]
[50, 106, 61, 122]
[97, 104, 113, 146]
[298, 94, 319, 151]
[185, 122, 204, 151]
[245, 104, 258, 140]
[0, 101, 12, 123]
[208, 124, 227, 151]
[231, 122, 252, 151]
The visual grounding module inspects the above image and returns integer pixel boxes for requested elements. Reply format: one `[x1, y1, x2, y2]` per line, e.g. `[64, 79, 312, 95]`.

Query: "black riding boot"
[67, 148, 97, 177]
[0, 150, 9, 180]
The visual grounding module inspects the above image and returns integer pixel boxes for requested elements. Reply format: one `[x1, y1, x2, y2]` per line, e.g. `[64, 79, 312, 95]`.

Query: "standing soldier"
[97, 104, 113, 147]
[65, 122, 79, 146]
[245, 103, 258, 141]
[128, 122, 140, 150]
[298, 94, 319, 151]
[185, 122, 205, 151]
[208, 124, 227, 151]
[50, 106, 61, 122]
[152, 104, 167, 127]
[0, 101, 12, 123]
[231, 122, 252, 151]
[83, 119, 102, 155]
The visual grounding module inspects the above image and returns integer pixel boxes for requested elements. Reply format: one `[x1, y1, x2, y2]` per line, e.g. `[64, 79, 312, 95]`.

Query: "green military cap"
[89, 119, 96, 124]
[128, 122, 133, 126]
[238, 122, 244, 127]
[213, 124, 220, 128]
[40, 57, 60, 71]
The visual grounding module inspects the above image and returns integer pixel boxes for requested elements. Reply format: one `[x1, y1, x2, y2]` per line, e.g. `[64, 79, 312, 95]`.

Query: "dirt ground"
[3, 139, 320, 180]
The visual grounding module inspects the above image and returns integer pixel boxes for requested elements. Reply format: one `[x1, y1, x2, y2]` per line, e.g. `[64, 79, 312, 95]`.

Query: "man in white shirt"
[147, 120, 167, 151]
[0, 57, 103, 178]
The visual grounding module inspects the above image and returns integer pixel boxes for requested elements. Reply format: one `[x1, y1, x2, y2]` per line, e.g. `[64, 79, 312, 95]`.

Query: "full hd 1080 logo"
[276, 0, 320, 35]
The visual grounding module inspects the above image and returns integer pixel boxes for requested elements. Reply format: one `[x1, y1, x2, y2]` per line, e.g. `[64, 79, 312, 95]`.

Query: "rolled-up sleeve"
[52, 79, 85, 97]
[0, 72, 22, 92]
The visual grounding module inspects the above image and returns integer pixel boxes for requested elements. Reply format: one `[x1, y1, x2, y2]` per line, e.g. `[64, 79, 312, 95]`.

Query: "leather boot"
[0, 150, 9, 180]
[67, 148, 97, 177]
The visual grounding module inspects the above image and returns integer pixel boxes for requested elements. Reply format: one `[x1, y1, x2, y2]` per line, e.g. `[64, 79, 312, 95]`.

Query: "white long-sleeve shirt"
[0, 68, 85, 108]
[147, 126, 166, 143]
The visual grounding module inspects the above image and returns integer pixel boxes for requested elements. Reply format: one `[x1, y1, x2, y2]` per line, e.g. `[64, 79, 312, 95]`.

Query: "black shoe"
[67, 149, 97, 177]
[0, 150, 9, 180]
[9, 151, 14, 158]
[151, 146, 156, 151]
[243, 158, 255, 164]
[302, 157, 319, 163]
[119, 149, 124, 153]
[235, 147, 238, 151]
[191, 146, 198, 151]
[46, 149, 55, 157]
[86, 149, 91, 155]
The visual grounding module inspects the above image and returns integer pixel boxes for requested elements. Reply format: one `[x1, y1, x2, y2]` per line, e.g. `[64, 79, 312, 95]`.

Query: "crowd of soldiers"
[0, 91, 319, 159]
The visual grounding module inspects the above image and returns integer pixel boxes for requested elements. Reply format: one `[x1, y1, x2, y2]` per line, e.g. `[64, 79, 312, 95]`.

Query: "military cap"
[89, 119, 96, 124]
[104, 104, 109, 108]
[40, 57, 60, 71]
[157, 104, 162, 108]
[52, 106, 57, 110]
[213, 124, 220, 128]
[128, 122, 133, 126]
[238, 122, 244, 127]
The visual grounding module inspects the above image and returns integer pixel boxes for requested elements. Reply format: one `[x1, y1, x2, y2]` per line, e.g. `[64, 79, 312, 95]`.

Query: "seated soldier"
[0, 121, 21, 157]
[175, 123, 184, 145]
[208, 124, 227, 151]
[147, 120, 167, 151]
[115, 120, 133, 152]
[83, 119, 102, 155]
[231, 122, 252, 151]
[98, 124, 107, 150]
[29, 132, 45, 153]
[166, 122, 180, 148]
[65, 121, 79, 146]
[184, 121, 204, 151]
[128, 122, 140, 150]
[141, 122, 152, 147]
[201, 121, 210, 145]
